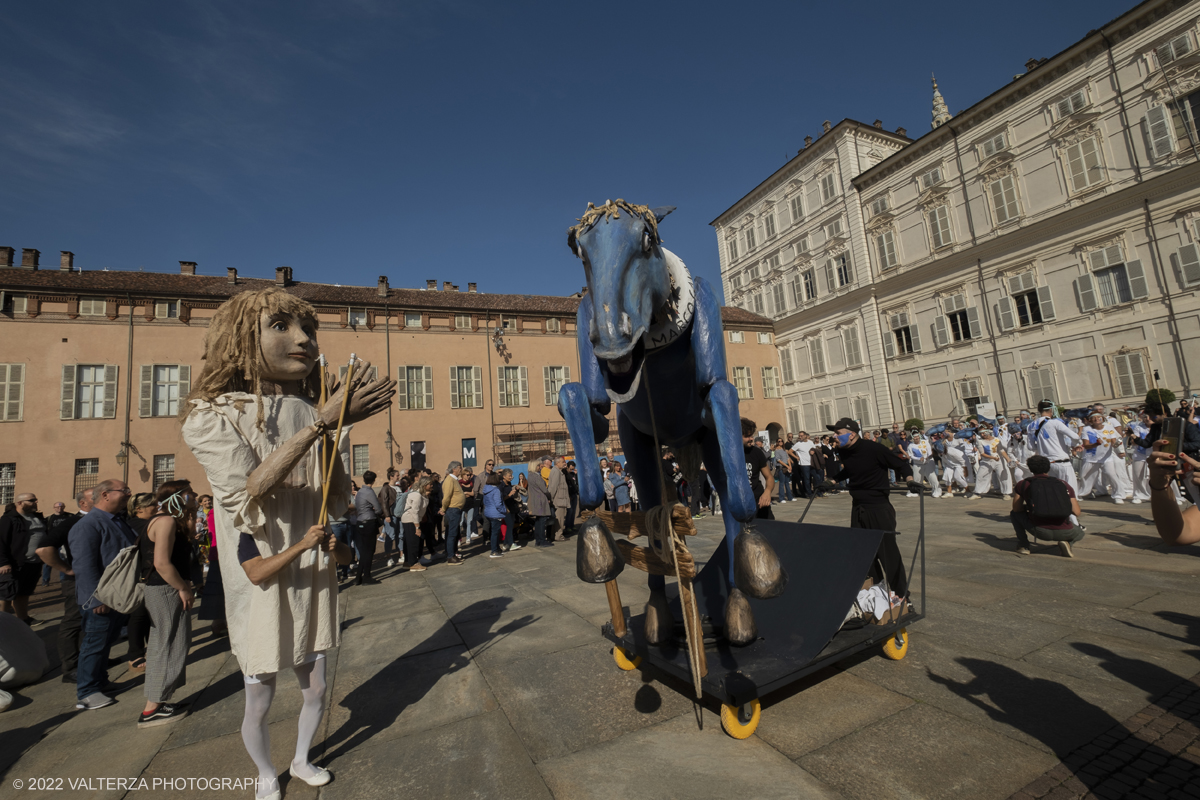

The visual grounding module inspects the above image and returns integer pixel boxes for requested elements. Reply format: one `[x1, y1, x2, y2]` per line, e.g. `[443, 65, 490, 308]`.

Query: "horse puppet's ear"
[567, 229, 580, 258]
[651, 206, 676, 224]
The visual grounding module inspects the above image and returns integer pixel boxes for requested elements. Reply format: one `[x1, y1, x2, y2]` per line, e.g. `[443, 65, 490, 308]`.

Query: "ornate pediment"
[918, 184, 950, 210]
[1049, 113, 1101, 143]
[1145, 54, 1200, 102]
[978, 150, 1016, 177]
[866, 213, 895, 234]
[815, 157, 838, 176]
[825, 239, 849, 257]
[785, 179, 803, 195]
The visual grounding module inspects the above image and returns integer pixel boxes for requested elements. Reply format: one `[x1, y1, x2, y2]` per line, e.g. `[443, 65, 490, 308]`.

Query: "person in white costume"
[940, 432, 970, 497]
[1029, 400, 1081, 493]
[969, 428, 1002, 500]
[181, 288, 395, 800]
[1008, 427, 1033, 485]
[1079, 412, 1128, 503]
[994, 417, 1014, 497]
[906, 430, 941, 498]
[1127, 411, 1153, 503]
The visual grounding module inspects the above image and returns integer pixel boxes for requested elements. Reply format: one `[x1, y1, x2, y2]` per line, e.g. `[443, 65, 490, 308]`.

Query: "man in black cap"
[824, 417, 916, 597]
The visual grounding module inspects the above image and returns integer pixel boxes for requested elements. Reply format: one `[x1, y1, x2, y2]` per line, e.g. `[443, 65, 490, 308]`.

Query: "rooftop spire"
[931, 73, 952, 129]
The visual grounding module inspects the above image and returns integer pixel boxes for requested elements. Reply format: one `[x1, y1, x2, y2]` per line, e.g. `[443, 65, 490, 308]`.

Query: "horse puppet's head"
[567, 199, 677, 399]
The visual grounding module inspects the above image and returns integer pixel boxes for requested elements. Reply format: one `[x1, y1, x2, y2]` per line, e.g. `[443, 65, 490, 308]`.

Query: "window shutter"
[1145, 106, 1175, 161]
[422, 366, 433, 409]
[843, 256, 854, 285]
[450, 367, 460, 409]
[497, 366, 506, 408]
[933, 315, 950, 348]
[61, 365, 77, 420]
[1113, 354, 1134, 397]
[966, 306, 982, 339]
[564, 366, 571, 384]
[1035, 286, 1056, 321]
[139, 365, 153, 417]
[996, 297, 1015, 332]
[1074, 275, 1097, 312]
[543, 366, 553, 406]
[178, 365, 190, 403]
[4, 364, 22, 421]
[155, 302, 167, 319]
[909, 324, 922, 353]
[883, 331, 896, 359]
[102, 365, 118, 418]
[1177, 244, 1200, 286]
[823, 260, 834, 294]
[519, 366, 529, 407]
[1124, 259, 1149, 300]
[396, 366, 408, 410]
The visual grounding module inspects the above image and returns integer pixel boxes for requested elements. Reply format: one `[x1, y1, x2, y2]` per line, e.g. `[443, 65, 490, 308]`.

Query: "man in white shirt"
[906, 430, 941, 498]
[1029, 399, 1081, 492]
[791, 432, 817, 499]
[941, 432, 970, 497]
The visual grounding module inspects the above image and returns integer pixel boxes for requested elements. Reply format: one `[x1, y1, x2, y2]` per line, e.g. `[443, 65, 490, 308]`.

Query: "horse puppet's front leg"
[558, 383, 609, 512]
[701, 379, 788, 646]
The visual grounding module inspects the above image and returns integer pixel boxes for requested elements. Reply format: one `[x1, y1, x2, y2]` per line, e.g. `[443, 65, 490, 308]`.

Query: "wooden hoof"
[724, 588, 758, 646]
[643, 589, 673, 646]
[576, 517, 625, 584]
[734, 528, 788, 599]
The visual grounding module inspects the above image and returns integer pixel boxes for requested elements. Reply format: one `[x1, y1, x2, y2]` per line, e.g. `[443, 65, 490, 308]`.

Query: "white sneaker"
[1132, 498, 1143, 504]
[511, 543, 523, 550]
[905, 493, 918, 498]
[1114, 498, 1124, 505]
[967, 495, 981, 501]
[386, 558, 395, 567]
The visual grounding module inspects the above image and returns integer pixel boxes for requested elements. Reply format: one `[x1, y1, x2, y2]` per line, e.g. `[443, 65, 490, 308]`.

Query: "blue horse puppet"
[558, 199, 785, 646]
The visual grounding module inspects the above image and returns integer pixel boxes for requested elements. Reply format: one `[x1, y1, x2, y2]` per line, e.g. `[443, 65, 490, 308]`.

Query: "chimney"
[376, 275, 389, 297]
[896, 126, 907, 137]
[0, 247, 12, 267]
[60, 251, 74, 271]
[227, 267, 238, 284]
[21, 248, 40, 269]
[804, 136, 813, 148]
[1025, 58, 1040, 72]
[179, 261, 197, 275]
[426, 279, 437, 290]
[822, 120, 831, 133]
[873, 119, 883, 129]
[467, 282, 477, 293]
[275, 266, 292, 286]
[443, 281, 454, 291]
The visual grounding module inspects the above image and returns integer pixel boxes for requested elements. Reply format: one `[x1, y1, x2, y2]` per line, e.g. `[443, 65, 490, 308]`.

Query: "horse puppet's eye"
[641, 230, 652, 253]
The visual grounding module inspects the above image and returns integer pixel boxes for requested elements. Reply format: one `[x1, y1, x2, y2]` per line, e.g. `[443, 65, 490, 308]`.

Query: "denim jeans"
[331, 521, 355, 559]
[533, 515, 549, 546]
[77, 607, 127, 700]
[381, 519, 398, 556]
[775, 468, 793, 501]
[797, 465, 813, 497]
[464, 507, 477, 540]
[445, 506, 464, 559]
[486, 516, 505, 554]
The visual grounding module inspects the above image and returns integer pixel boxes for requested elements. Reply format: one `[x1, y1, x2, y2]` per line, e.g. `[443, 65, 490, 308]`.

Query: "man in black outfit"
[824, 417, 915, 597]
[742, 417, 775, 519]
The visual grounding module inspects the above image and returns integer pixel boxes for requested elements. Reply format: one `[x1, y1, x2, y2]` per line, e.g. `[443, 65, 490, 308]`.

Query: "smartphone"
[1162, 416, 1184, 457]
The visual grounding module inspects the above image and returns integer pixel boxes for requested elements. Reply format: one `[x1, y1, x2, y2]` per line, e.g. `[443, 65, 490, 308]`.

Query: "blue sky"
[0, 0, 1134, 301]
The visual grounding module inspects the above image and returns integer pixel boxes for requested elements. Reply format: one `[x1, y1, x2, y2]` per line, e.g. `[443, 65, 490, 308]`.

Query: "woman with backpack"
[136, 480, 197, 728]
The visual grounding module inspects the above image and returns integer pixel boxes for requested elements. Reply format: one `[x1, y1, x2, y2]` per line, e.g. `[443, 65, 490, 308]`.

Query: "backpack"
[91, 544, 145, 614]
[1024, 475, 1072, 522]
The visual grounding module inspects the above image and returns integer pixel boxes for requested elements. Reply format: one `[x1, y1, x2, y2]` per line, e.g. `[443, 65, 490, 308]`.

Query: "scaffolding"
[491, 413, 623, 465]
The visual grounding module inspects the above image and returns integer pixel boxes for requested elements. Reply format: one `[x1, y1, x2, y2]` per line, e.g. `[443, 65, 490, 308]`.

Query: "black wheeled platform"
[602, 516, 925, 710]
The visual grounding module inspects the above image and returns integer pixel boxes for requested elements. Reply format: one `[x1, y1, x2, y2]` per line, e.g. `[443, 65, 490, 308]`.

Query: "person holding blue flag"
[969, 428, 1002, 499]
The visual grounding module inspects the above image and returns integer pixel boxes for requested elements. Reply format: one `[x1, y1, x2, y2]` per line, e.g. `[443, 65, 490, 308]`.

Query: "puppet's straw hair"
[180, 287, 322, 430]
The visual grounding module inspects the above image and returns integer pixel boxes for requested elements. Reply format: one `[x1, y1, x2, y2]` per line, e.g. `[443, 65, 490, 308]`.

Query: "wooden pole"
[605, 580, 626, 639]
[319, 356, 356, 525]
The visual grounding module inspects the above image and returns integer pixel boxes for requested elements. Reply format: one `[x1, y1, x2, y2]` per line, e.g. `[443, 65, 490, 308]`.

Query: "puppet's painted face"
[259, 310, 318, 383]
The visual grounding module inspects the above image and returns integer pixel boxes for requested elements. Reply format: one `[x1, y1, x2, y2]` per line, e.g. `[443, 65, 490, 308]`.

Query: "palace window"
[843, 325, 862, 367]
[543, 365, 570, 405]
[808, 336, 826, 376]
[899, 388, 924, 422]
[352, 444, 370, 476]
[821, 173, 838, 203]
[732, 367, 753, 399]
[398, 365, 434, 410]
[455, 314, 471, 330]
[497, 366, 529, 407]
[404, 312, 422, 327]
[980, 132, 1007, 159]
[761, 367, 781, 399]
[780, 345, 795, 383]
[920, 166, 943, 189]
[73, 458, 98, 498]
[1065, 137, 1104, 192]
[0, 364, 24, 422]
[1056, 90, 1088, 118]
[0, 463, 13, 505]
[152, 455, 175, 491]
[757, 332, 772, 344]
[764, 211, 776, 239]
[989, 175, 1020, 224]
[789, 194, 804, 223]
[1025, 366, 1057, 407]
[139, 364, 191, 418]
[997, 271, 1056, 331]
[62, 365, 117, 420]
[1075, 245, 1148, 311]
[875, 230, 898, 269]
[79, 298, 105, 316]
[883, 312, 920, 358]
[928, 205, 953, 249]
[449, 366, 483, 409]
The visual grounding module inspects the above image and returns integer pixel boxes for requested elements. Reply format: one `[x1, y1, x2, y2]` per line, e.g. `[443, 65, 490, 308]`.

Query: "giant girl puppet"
[181, 288, 394, 800]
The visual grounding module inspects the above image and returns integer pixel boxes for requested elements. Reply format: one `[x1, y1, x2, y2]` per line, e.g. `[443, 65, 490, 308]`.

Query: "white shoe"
[255, 778, 281, 800]
[905, 493, 917, 498]
[386, 558, 396, 567]
[1114, 498, 1124, 505]
[289, 763, 332, 787]
[967, 495, 981, 501]
[510, 543, 523, 550]
[1132, 498, 1143, 504]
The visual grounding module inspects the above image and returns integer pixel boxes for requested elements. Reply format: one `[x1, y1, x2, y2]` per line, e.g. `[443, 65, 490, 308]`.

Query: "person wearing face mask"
[823, 418, 916, 598]
[181, 288, 390, 799]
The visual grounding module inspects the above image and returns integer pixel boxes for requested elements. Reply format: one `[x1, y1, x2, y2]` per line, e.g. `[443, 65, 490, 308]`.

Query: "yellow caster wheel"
[882, 627, 909, 660]
[720, 698, 761, 739]
[613, 646, 641, 671]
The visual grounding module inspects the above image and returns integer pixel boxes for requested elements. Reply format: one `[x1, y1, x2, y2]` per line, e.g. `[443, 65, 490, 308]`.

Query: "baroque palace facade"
[714, 0, 1200, 432]
[0, 259, 780, 504]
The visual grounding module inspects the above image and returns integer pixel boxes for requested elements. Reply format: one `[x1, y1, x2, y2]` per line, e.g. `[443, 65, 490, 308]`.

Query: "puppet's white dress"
[183, 392, 350, 676]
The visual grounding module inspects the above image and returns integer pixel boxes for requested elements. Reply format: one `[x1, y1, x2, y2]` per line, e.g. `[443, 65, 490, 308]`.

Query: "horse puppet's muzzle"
[600, 339, 646, 403]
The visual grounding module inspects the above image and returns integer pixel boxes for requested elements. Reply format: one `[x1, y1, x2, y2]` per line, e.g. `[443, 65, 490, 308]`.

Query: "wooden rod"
[605, 580, 626, 639]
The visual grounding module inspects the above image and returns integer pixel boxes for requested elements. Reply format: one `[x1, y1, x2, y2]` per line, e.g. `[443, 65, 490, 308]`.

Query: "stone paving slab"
[2, 491, 1199, 800]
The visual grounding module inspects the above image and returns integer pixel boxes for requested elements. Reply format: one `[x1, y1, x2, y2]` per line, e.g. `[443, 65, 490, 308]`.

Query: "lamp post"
[116, 442, 130, 468]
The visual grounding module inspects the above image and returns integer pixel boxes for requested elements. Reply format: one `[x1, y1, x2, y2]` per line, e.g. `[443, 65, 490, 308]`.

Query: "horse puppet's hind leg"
[615, 409, 676, 645]
[701, 380, 788, 646]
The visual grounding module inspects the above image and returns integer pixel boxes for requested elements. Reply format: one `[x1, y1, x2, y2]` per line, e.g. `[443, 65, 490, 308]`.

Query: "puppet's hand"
[321, 360, 395, 427]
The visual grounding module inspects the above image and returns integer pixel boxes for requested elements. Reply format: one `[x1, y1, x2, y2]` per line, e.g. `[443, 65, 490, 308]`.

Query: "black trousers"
[353, 519, 380, 582]
[850, 500, 909, 598]
[126, 599, 152, 663]
[58, 576, 82, 672]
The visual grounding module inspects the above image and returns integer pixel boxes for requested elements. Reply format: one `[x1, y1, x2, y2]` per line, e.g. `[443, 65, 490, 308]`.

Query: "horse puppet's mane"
[567, 199, 661, 246]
